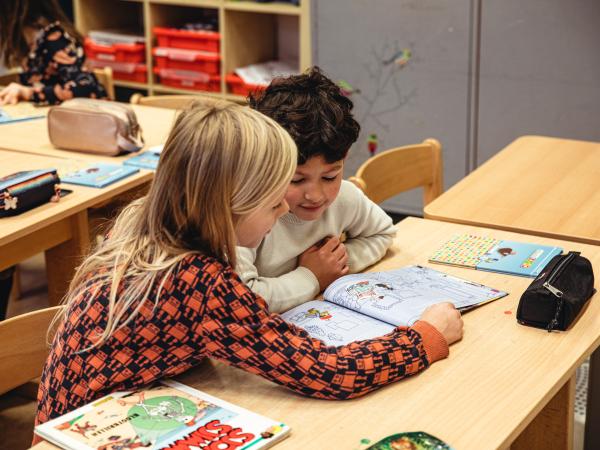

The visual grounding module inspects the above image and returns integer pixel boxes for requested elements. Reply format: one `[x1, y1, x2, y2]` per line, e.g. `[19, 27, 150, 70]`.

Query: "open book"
[35, 380, 290, 450]
[281, 265, 507, 346]
[429, 234, 563, 277]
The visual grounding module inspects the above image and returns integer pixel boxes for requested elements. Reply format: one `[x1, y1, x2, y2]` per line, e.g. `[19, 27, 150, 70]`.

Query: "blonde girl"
[35, 101, 462, 434]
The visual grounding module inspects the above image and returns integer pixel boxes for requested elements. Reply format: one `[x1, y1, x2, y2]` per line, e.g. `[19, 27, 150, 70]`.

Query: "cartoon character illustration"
[497, 247, 516, 257]
[304, 308, 332, 320]
[346, 281, 376, 300]
[367, 133, 378, 156]
[70, 421, 97, 438]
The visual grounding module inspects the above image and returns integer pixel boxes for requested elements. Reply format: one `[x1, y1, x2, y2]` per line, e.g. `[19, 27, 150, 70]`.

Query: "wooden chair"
[130, 93, 218, 110]
[0, 306, 63, 395]
[92, 66, 115, 101]
[348, 138, 443, 206]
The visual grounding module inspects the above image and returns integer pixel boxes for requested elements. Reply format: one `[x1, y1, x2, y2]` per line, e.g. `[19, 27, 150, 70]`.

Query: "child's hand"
[299, 236, 349, 291]
[420, 302, 464, 345]
[0, 83, 34, 105]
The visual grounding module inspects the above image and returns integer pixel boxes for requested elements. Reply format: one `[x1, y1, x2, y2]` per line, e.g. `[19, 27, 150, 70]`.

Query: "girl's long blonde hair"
[54, 100, 297, 347]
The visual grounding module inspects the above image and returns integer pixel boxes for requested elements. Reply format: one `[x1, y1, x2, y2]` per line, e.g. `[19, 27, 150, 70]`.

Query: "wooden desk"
[424, 135, 600, 245]
[0, 104, 176, 162]
[29, 218, 600, 450]
[0, 150, 153, 305]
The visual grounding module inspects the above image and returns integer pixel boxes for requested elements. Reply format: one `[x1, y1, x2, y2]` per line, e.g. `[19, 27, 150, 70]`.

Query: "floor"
[1, 222, 590, 449]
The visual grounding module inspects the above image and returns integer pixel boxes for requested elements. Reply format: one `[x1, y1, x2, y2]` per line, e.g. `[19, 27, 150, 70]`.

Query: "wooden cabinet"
[74, 0, 311, 102]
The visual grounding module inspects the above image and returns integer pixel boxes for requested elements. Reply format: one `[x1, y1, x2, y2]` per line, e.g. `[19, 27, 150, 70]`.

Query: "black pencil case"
[0, 169, 61, 217]
[517, 251, 596, 331]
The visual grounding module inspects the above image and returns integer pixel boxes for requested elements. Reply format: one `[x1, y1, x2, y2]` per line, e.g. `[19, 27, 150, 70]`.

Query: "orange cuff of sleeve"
[410, 320, 449, 363]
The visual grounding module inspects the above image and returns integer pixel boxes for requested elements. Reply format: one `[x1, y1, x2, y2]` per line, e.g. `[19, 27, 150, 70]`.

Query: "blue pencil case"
[0, 169, 60, 217]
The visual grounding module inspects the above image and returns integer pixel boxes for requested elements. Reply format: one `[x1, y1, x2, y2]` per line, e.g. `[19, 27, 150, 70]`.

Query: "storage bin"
[84, 38, 145, 63]
[154, 68, 221, 92]
[153, 27, 220, 53]
[153, 47, 220, 75]
[87, 59, 147, 83]
[226, 73, 266, 97]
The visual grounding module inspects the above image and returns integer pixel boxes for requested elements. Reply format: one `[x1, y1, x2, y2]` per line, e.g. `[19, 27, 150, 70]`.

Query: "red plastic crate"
[153, 47, 220, 75]
[226, 73, 266, 97]
[84, 37, 145, 63]
[153, 27, 220, 53]
[87, 59, 147, 83]
[154, 68, 221, 92]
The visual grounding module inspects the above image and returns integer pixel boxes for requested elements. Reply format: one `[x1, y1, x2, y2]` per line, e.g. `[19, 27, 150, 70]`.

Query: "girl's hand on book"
[299, 236, 349, 291]
[420, 303, 464, 345]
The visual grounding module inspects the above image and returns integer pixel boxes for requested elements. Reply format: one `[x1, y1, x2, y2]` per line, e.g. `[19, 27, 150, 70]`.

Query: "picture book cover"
[60, 163, 139, 188]
[365, 431, 454, 450]
[0, 103, 45, 124]
[280, 265, 507, 346]
[35, 380, 290, 450]
[124, 152, 160, 170]
[429, 234, 563, 277]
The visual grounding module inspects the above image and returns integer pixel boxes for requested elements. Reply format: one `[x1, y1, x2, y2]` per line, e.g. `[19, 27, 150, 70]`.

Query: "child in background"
[0, 0, 107, 105]
[35, 101, 463, 439]
[236, 67, 396, 313]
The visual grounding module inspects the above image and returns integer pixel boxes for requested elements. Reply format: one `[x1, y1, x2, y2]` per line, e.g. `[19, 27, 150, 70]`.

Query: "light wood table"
[0, 103, 176, 305]
[424, 135, 600, 245]
[424, 135, 600, 449]
[0, 103, 176, 162]
[0, 150, 153, 305]
[29, 218, 600, 450]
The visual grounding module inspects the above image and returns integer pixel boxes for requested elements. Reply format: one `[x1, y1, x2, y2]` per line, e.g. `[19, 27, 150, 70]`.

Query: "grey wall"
[312, 0, 600, 215]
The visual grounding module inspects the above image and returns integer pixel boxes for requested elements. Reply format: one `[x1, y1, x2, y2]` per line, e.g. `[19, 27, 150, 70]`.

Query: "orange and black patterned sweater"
[36, 253, 448, 427]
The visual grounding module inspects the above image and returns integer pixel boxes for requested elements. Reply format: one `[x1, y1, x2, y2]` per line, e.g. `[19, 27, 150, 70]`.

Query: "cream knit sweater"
[236, 180, 397, 313]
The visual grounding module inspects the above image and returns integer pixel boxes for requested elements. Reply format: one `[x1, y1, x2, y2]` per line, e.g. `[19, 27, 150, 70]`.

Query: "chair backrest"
[0, 306, 63, 395]
[348, 138, 443, 206]
[130, 93, 217, 110]
[92, 66, 115, 100]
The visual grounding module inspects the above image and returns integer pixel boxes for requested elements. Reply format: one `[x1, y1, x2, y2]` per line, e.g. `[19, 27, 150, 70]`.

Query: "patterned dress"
[19, 21, 107, 105]
[35, 253, 448, 428]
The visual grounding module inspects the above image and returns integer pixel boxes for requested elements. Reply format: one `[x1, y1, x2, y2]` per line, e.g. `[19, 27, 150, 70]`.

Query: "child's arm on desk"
[203, 267, 456, 400]
[236, 246, 321, 313]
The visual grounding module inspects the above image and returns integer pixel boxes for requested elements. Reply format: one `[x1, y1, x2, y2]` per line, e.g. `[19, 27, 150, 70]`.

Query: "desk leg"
[45, 211, 90, 306]
[512, 375, 575, 450]
[584, 349, 600, 450]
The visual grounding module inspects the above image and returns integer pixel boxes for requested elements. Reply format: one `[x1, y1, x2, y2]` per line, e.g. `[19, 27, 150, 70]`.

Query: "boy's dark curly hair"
[248, 67, 360, 165]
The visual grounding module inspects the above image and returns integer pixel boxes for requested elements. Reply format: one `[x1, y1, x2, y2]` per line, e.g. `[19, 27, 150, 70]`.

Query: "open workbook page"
[281, 265, 507, 346]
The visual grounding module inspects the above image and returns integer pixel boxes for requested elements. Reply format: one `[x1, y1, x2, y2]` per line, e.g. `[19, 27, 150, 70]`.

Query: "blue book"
[61, 163, 139, 188]
[429, 234, 563, 277]
[123, 152, 160, 170]
[0, 105, 45, 125]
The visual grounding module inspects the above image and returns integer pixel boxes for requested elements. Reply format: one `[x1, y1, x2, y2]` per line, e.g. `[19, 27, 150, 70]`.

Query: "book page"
[323, 265, 507, 326]
[281, 300, 395, 346]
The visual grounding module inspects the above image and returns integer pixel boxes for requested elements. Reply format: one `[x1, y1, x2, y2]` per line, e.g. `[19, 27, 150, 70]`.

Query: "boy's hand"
[0, 83, 33, 105]
[419, 302, 464, 345]
[299, 236, 349, 291]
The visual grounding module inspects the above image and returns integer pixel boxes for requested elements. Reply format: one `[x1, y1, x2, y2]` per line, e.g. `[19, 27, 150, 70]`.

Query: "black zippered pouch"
[517, 251, 596, 331]
[0, 170, 60, 217]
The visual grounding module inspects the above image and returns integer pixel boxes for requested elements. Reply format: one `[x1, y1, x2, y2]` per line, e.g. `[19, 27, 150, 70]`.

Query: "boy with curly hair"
[236, 67, 396, 312]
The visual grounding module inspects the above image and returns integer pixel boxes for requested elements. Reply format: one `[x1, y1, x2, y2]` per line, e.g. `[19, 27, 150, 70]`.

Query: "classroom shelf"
[74, 0, 311, 101]
[224, 1, 302, 16]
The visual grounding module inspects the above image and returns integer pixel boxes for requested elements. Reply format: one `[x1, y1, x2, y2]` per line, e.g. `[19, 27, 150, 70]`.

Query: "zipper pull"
[543, 282, 563, 298]
[547, 298, 564, 332]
